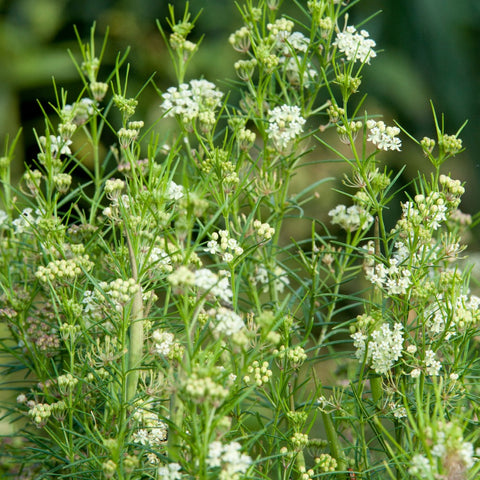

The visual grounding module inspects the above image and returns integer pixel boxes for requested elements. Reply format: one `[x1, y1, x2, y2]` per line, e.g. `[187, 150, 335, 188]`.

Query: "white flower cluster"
[131, 404, 168, 451]
[333, 25, 377, 64]
[426, 293, 480, 338]
[61, 97, 96, 124]
[39, 135, 72, 156]
[393, 193, 448, 243]
[365, 256, 412, 296]
[410, 349, 442, 377]
[12, 207, 39, 234]
[389, 402, 407, 419]
[205, 230, 244, 263]
[194, 269, 233, 304]
[251, 265, 290, 294]
[270, 25, 317, 86]
[328, 204, 373, 232]
[212, 307, 245, 336]
[366, 120, 402, 151]
[152, 330, 177, 357]
[281, 56, 318, 87]
[158, 463, 182, 480]
[424, 349, 441, 376]
[266, 104, 306, 151]
[166, 180, 184, 201]
[148, 247, 173, 272]
[408, 421, 475, 478]
[207, 441, 252, 479]
[161, 79, 223, 123]
[352, 322, 404, 375]
[267, 18, 294, 43]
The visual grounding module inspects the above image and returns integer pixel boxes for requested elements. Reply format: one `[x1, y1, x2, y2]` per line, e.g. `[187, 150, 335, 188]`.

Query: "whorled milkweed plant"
[1, 0, 479, 479]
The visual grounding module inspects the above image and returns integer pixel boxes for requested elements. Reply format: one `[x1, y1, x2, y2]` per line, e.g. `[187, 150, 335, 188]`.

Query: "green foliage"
[0, 1, 479, 479]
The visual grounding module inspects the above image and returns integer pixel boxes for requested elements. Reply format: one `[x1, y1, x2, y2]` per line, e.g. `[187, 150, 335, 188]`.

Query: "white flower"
[207, 441, 252, 475]
[424, 349, 441, 376]
[267, 105, 306, 150]
[205, 239, 221, 255]
[158, 463, 182, 480]
[161, 79, 223, 122]
[410, 368, 422, 378]
[148, 247, 172, 272]
[16, 394, 27, 404]
[267, 18, 294, 42]
[408, 454, 431, 477]
[207, 441, 224, 468]
[282, 31, 310, 55]
[351, 331, 368, 360]
[213, 307, 245, 336]
[328, 204, 373, 232]
[132, 428, 150, 445]
[166, 181, 184, 200]
[252, 265, 290, 294]
[204, 230, 243, 262]
[280, 56, 318, 86]
[40, 135, 72, 156]
[12, 207, 36, 234]
[194, 269, 233, 304]
[333, 25, 376, 64]
[161, 83, 197, 119]
[189, 79, 223, 109]
[366, 120, 402, 151]
[152, 330, 175, 356]
[393, 406, 407, 419]
[369, 322, 404, 375]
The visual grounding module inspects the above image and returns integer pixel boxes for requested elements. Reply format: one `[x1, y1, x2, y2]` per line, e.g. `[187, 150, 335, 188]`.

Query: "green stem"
[125, 230, 144, 403]
[321, 410, 347, 471]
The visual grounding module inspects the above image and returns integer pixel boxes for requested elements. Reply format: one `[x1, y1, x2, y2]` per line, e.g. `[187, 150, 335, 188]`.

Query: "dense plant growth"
[0, 1, 478, 479]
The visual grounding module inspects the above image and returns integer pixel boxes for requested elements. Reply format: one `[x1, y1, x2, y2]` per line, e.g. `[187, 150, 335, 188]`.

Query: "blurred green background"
[1, 0, 479, 213]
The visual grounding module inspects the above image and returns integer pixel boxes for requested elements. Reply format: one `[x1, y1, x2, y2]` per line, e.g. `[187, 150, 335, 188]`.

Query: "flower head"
[366, 120, 402, 151]
[333, 26, 376, 64]
[267, 104, 306, 151]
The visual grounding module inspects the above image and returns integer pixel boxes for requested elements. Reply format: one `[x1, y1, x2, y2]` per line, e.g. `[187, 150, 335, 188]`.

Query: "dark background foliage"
[1, 0, 479, 216]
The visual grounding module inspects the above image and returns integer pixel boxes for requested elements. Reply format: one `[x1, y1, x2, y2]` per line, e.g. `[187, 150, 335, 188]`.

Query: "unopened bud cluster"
[53, 173, 72, 194]
[28, 400, 66, 427]
[315, 453, 338, 472]
[35, 255, 94, 283]
[243, 361, 273, 387]
[229, 27, 251, 52]
[113, 95, 138, 122]
[184, 373, 229, 405]
[98, 278, 140, 306]
[237, 127, 256, 150]
[439, 134, 462, 156]
[253, 220, 275, 241]
[276, 344, 307, 367]
[56, 373, 79, 393]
